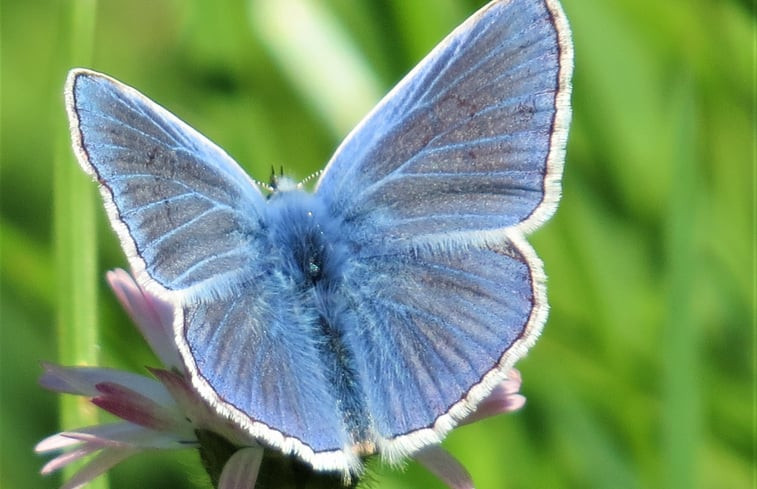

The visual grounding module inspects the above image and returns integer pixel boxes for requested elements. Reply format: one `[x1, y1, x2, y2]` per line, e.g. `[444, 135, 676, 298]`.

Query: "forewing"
[316, 0, 572, 245]
[66, 69, 267, 295]
[341, 234, 545, 456]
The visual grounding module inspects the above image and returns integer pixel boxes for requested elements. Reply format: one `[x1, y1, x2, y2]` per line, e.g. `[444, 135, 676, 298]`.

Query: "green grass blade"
[661, 72, 700, 489]
[53, 0, 105, 487]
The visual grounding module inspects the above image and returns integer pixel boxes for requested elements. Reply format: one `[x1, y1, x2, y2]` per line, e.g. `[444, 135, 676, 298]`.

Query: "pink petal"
[461, 369, 526, 425]
[92, 382, 188, 433]
[218, 447, 264, 489]
[40, 363, 173, 406]
[59, 447, 140, 489]
[62, 422, 196, 450]
[57, 423, 149, 447]
[148, 369, 204, 427]
[40, 445, 97, 475]
[500, 369, 522, 394]
[36, 432, 86, 453]
[37, 422, 197, 481]
[107, 269, 182, 370]
[37, 422, 154, 453]
[149, 369, 203, 423]
[150, 368, 253, 446]
[414, 446, 474, 489]
[148, 369, 194, 407]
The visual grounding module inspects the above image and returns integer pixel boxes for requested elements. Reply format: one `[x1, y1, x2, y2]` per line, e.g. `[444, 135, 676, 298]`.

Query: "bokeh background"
[1, 0, 753, 488]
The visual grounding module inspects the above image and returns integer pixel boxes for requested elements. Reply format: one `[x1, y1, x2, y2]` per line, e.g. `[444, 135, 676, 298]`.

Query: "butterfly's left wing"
[315, 0, 573, 459]
[338, 233, 545, 458]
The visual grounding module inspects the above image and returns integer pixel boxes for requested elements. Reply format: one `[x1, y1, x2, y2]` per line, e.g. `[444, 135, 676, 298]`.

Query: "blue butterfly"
[65, 0, 572, 476]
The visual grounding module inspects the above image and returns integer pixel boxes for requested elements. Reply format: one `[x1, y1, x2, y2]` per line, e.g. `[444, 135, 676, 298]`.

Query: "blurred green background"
[1, 0, 753, 488]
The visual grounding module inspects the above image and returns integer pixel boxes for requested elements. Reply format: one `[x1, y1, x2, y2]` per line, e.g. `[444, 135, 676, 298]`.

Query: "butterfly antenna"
[299, 169, 323, 189]
[267, 165, 301, 194]
[255, 165, 276, 194]
[255, 176, 274, 194]
[268, 165, 281, 190]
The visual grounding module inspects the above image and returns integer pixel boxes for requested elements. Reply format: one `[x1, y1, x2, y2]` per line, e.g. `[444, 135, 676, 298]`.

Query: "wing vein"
[141, 207, 225, 252]
[100, 82, 190, 148]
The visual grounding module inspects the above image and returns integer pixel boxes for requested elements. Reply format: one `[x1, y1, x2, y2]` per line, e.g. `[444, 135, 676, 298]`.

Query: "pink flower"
[414, 370, 526, 489]
[36, 270, 262, 489]
[37, 270, 526, 489]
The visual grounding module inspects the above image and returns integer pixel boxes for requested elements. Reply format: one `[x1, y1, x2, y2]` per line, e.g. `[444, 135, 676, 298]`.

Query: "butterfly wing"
[340, 234, 545, 456]
[316, 0, 573, 456]
[67, 70, 267, 296]
[66, 70, 356, 471]
[179, 277, 355, 469]
[317, 0, 572, 246]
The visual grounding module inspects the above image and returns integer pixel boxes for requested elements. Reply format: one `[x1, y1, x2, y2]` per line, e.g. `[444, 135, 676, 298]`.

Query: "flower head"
[36, 270, 263, 489]
[37, 270, 527, 489]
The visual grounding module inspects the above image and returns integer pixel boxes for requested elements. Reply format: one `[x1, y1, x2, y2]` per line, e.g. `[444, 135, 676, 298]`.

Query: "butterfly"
[65, 0, 572, 477]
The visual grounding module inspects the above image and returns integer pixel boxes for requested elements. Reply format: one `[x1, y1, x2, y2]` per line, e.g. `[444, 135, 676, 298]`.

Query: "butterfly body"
[259, 188, 373, 445]
[265, 190, 347, 288]
[66, 0, 573, 475]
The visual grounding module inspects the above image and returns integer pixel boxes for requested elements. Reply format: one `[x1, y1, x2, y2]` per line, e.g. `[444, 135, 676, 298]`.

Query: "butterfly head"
[268, 172, 300, 195]
[264, 167, 324, 198]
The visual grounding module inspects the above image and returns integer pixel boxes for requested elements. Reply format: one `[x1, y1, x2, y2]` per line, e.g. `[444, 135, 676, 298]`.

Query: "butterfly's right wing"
[67, 69, 268, 298]
[317, 0, 572, 246]
[67, 70, 357, 472]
